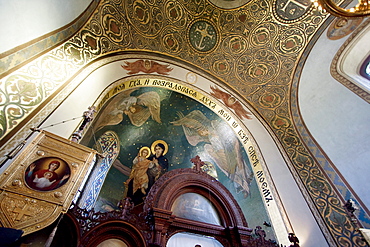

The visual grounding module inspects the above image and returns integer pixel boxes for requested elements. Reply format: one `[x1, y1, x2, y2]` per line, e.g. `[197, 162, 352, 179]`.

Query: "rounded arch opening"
[80, 221, 146, 247]
[144, 168, 248, 229]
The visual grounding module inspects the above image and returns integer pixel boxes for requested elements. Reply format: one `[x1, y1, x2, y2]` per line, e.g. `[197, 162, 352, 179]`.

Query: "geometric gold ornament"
[0, 130, 97, 235]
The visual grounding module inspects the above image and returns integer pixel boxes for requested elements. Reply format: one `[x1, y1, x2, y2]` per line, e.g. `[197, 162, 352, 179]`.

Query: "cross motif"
[190, 155, 205, 171]
[280, 0, 310, 12]
[193, 23, 215, 50]
[13, 204, 33, 221]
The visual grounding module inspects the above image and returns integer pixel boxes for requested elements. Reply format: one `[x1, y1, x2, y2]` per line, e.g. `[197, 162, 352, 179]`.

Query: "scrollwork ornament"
[236, 49, 279, 84]
[309, 179, 326, 195]
[221, 34, 248, 55]
[131, 33, 149, 49]
[162, 30, 184, 54]
[125, 0, 165, 37]
[311, 167, 321, 176]
[299, 169, 310, 179]
[88, 18, 104, 37]
[250, 22, 278, 46]
[219, 12, 237, 33]
[316, 197, 328, 208]
[179, 0, 206, 15]
[40, 56, 68, 82]
[328, 197, 340, 206]
[102, 13, 126, 43]
[274, 27, 306, 55]
[81, 30, 101, 55]
[259, 91, 283, 108]
[248, 0, 269, 20]
[165, 1, 186, 28]
[211, 54, 232, 76]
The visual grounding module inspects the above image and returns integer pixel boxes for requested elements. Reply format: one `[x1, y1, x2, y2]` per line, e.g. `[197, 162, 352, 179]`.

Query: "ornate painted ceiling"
[0, 0, 368, 246]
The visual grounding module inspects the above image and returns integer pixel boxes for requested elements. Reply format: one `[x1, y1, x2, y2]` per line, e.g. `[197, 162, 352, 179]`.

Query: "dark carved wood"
[142, 167, 255, 246]
[191, 155, 206, 171]
[79, 221, 147, 247]
[67, 200, 152, 246]
[65, 158, 288, 247]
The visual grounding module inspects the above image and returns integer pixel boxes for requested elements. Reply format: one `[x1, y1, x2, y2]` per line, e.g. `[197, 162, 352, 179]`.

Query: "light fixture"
[311, 0, 370, 17]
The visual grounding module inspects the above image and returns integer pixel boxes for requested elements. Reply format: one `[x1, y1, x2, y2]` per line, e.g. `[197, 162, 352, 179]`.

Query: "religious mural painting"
[125, 140, 169, 206]
[82, 83, 278, 240]
[327, 17, 363, 40]
[25, 157, 70, 191]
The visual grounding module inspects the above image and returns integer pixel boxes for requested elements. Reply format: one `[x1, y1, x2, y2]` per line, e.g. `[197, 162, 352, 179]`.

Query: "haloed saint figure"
[125, 140, 169, 205]
[25, 157, 71, 191]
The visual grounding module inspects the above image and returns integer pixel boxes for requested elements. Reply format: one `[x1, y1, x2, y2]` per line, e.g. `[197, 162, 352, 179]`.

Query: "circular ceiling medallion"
[208, 0, 252, 9]
[273, 0, 314, 23]
[188, 20, 219, 53]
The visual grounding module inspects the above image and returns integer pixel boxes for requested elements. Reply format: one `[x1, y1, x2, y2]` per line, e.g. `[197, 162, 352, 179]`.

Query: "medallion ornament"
[188, 20, 218, 53]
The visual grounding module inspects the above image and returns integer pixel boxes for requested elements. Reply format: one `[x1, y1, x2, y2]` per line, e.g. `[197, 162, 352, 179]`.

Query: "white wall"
[299, 22, 370, 208]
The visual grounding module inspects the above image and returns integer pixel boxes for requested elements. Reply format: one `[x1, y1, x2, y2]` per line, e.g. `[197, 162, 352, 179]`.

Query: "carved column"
[236, 225, 253, 246]
[152, 207, 175, 246]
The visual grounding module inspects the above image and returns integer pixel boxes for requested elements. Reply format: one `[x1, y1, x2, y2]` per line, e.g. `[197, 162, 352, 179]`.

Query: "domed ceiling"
[0, 0, 368, 246]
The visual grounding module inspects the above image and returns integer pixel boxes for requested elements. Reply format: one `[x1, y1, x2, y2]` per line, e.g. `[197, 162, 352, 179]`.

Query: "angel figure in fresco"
[121, 60, 173, 75]
[210, 86, 252, 120]
[92, 88, 162, 132]
[171, 110, 253, 197]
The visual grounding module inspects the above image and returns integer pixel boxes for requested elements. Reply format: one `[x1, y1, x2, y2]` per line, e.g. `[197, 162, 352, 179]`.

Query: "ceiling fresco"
[0, 0, 368, 246]
[82, 85, 277, 240]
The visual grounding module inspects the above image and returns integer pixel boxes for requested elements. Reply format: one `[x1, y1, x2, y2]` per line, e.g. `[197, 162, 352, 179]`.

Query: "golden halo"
[139, 146, 151, 158]
[151, 140, 168, 156]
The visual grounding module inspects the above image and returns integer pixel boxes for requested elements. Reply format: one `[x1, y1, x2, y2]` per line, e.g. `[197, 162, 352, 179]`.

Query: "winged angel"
[171, 110, 253, 197]
[93, 89, 161, 132]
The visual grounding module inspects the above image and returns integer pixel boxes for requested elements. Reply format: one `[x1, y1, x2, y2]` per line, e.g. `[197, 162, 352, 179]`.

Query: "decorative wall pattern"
[0, 0, 100, 79]
[79, 130, 120, 210]
[0, 0, 368, 246]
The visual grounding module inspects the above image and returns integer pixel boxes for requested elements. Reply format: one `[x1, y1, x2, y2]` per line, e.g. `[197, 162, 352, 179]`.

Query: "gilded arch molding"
[331, 18, 370, 103]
